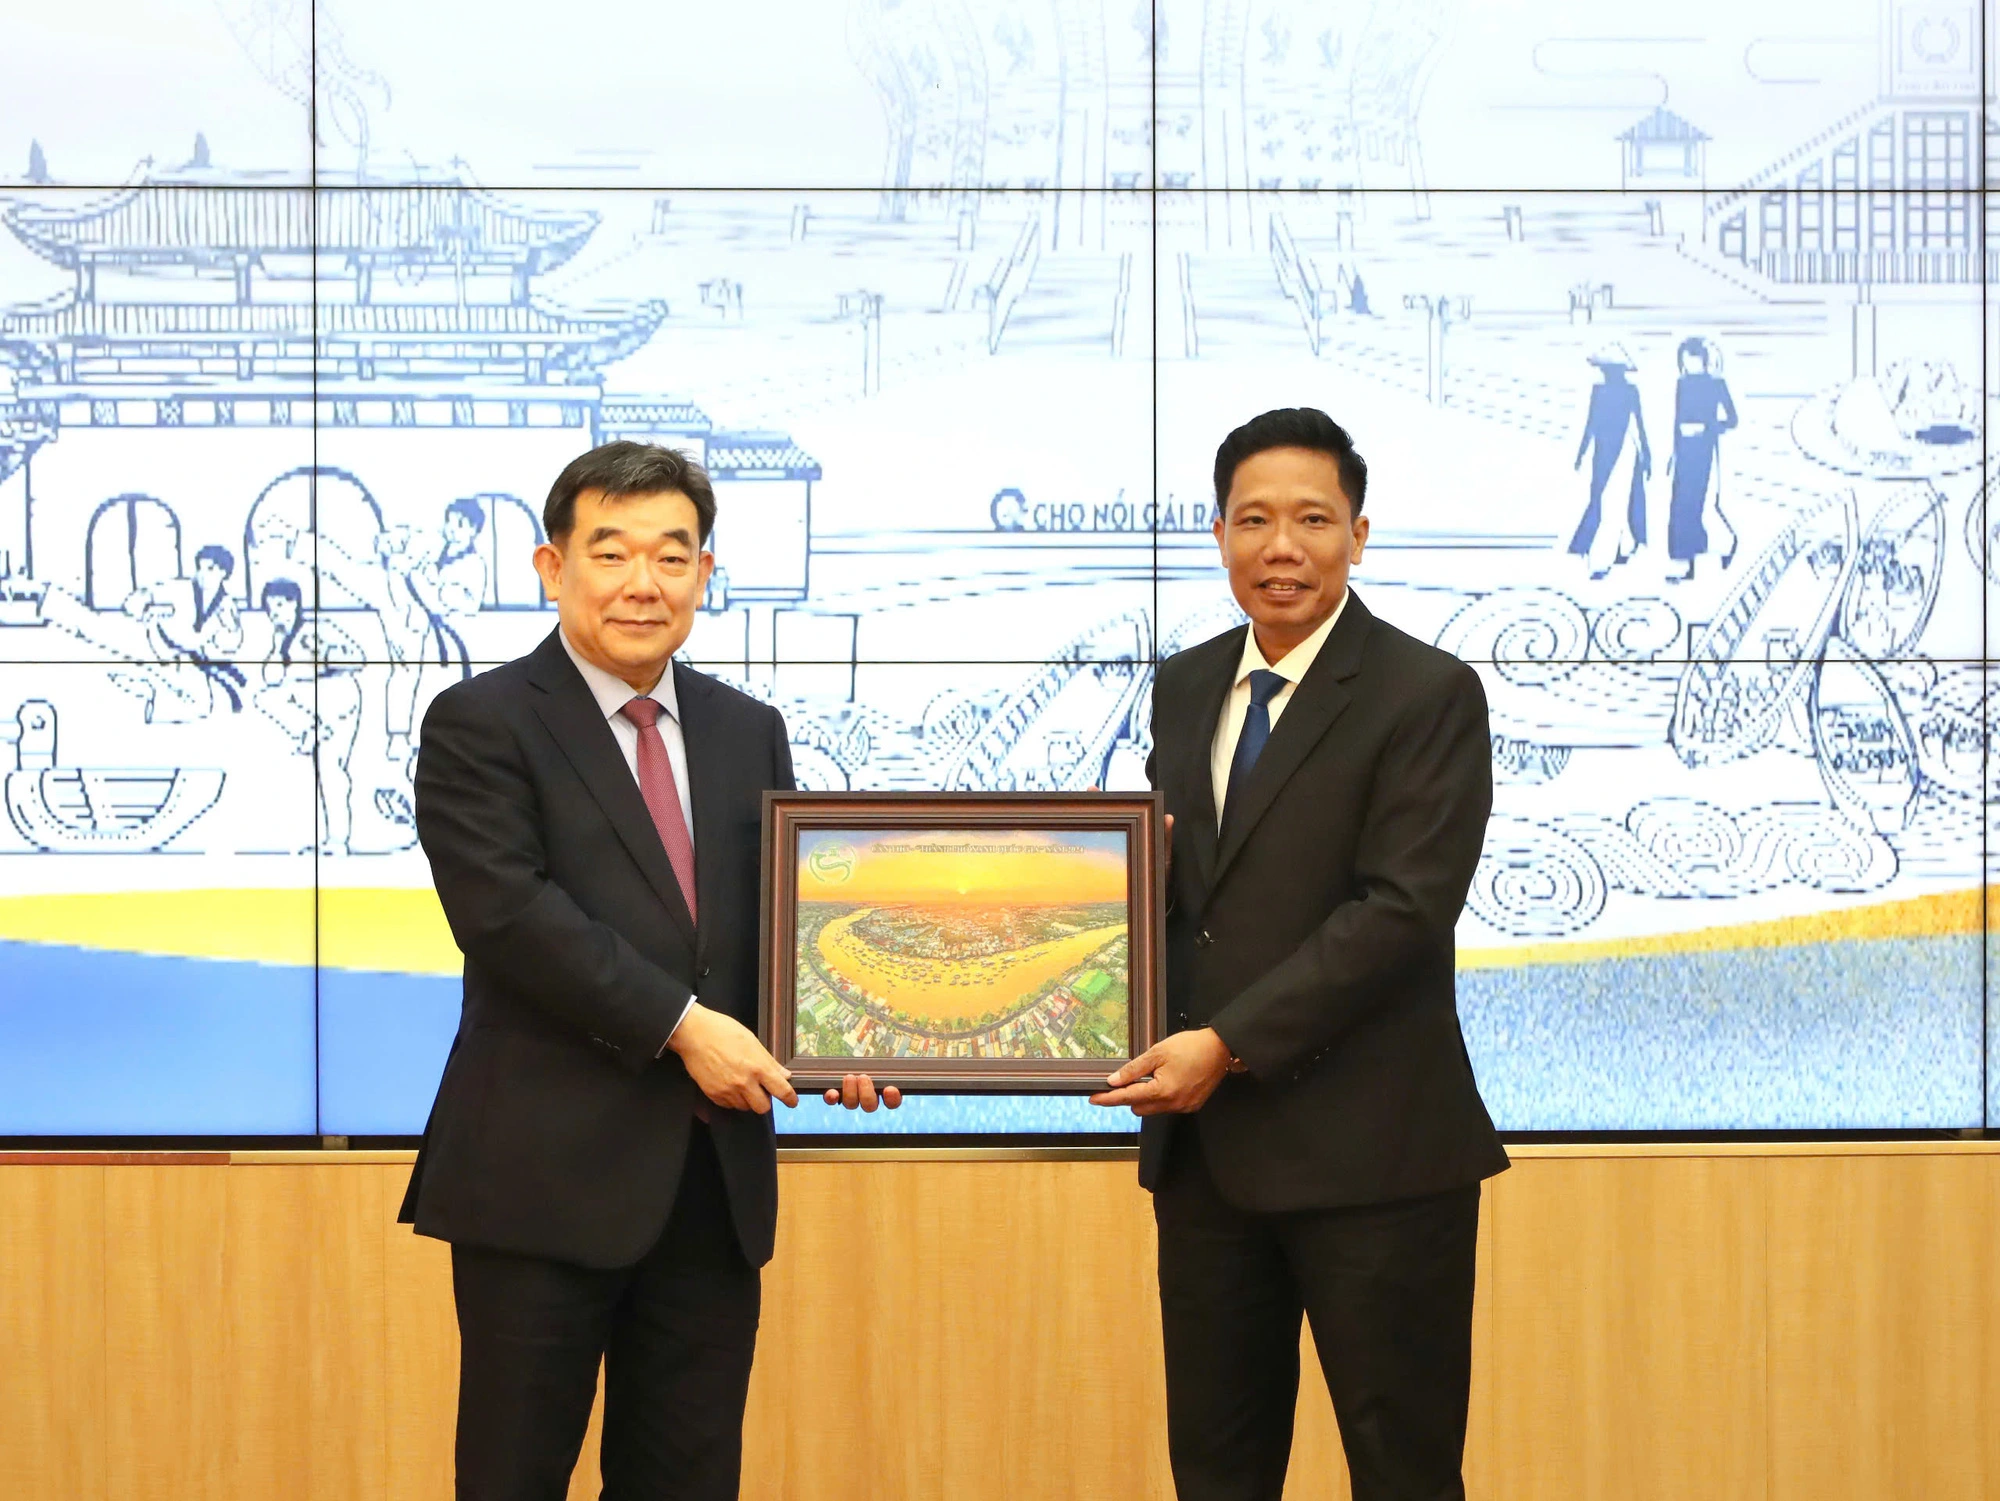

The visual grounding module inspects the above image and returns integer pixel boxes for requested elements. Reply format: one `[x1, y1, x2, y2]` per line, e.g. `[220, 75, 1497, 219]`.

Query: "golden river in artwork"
[813, 908, 1125, 1024]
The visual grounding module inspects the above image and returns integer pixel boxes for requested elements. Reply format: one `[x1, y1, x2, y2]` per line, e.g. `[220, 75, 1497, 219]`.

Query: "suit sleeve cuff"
[657, 995, 697, 1058]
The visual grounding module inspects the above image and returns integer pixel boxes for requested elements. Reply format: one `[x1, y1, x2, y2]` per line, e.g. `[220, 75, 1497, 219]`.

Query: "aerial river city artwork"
[792, 829, 1132, 1063]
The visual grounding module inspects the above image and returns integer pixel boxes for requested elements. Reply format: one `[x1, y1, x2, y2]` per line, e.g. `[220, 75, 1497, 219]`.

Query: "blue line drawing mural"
[0, 0, 1992, 1134]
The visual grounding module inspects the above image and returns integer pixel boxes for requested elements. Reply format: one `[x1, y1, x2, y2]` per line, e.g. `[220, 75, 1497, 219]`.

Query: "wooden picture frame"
[759, 791, 1164, 1093]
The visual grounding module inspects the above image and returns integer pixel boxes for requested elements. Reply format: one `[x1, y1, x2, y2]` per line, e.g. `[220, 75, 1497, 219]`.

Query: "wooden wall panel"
[741, 1160, 944, 1499]
[1488, 1157, 1768, 1501]
[0, 1166, 104, 1501]
[222, 1165, 388, 1501]
[380, 1166, 457, 1501]
[1767, 1154, 1997, 1501]
[928, 1162, 1167, 1500]
[103, 1167, 230, 1501]
[1, 1147, 1997, 1501]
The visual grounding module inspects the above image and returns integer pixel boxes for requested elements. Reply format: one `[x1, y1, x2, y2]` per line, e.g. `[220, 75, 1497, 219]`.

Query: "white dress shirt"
[559, 629, 697, 1044]
[1209, 591, 1349, 829]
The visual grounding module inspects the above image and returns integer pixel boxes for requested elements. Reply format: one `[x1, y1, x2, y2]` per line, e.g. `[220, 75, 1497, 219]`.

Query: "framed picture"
[759, 792, 1164, 1093]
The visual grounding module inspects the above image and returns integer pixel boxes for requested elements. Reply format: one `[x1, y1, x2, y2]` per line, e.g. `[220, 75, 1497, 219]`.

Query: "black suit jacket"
[397, 629, 794, 1270]
[1141, 590, 1508, 1211]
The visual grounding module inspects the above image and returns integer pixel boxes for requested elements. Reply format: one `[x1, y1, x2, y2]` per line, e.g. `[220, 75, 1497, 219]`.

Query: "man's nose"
[625, 562, 666, 597]
[1262, 524, 1307, 559]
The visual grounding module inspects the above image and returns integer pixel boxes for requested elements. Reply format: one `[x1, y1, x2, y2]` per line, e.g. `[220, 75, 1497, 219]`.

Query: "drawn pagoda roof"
[0, 296, 668, 368]
[1618, 107, 1709, 145]
[600, 396, 713, 432]
[3, 182, 599, 273]
[707, 431, 822, 480]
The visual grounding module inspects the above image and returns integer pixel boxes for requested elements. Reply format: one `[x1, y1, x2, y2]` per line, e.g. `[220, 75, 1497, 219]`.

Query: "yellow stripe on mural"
[318, 888, 460, 974]
[0, 889, 317, 968]
[0, 886, 1985, 977]
[0, 887, 462, 974]
[1457, 887, 1986, 971]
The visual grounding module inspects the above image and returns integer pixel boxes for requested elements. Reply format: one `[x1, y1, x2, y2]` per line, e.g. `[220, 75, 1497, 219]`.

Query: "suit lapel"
[524, 631, 697, 946]
[1175, 631, 1240, 894]
[1210, 594, 1373, 892]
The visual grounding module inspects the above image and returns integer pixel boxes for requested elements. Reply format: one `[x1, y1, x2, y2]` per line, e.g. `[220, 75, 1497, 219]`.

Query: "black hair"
[261, 578, 305, 664]
[440, 496, 486, 567]
[444, 495, 487, 534]
[1212, 407, 1368, 518]
[543, 441, 717, 546]
[194, 543, 236, 576]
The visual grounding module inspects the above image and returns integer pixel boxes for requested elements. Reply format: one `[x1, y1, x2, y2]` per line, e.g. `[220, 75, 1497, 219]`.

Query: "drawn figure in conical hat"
[1567, 343, 1653, 580]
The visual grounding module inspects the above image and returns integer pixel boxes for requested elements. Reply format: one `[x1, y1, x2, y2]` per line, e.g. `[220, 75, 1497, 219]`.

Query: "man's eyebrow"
[584, 526, 696, 548]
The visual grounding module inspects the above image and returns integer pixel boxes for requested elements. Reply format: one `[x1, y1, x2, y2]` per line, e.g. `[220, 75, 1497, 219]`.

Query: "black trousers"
[450, 1126, 761, 1501]
[1153, 1124, 1480, 1501]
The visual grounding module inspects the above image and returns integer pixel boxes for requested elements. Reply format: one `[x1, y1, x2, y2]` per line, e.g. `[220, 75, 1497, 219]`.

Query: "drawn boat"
[942, 612, 1152, 792]
[1671, 494, 1857, 768]
[2, 699, 224, 853]
[1809, 640, 1920, 834]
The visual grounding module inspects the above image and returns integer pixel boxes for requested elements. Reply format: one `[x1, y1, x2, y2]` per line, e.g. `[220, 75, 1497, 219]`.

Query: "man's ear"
[1351, 514, 1369, 562]
[532, 540, 563, 602]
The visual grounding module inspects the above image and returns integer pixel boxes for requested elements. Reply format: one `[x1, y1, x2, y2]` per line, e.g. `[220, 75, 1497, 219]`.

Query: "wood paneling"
[1767, 1153, 1997, 1501]
[1489, 1157, 1768, 1501]
[745, 1161, 946, 1499]
[222, 1164, 388, 1501]
[0, 1165, 104, 1501]
[380, 1166, 457, 1501]
[1, 1147, 1996, 1501]
[103, 1167, 231, 1501]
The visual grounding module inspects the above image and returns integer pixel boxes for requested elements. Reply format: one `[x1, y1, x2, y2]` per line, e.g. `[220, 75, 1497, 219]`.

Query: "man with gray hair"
[400, 441, 896, 1500]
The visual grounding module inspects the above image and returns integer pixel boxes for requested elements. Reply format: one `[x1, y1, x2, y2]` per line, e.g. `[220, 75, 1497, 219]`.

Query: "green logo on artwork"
[808, 842, 857, 883]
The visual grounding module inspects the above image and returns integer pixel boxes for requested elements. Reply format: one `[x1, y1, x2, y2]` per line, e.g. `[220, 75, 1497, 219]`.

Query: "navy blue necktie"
[1224, 669, 1289, 822]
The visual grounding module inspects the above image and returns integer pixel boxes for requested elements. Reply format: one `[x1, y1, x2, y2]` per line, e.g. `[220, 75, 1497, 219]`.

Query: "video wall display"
[0, 0, 1992, 1134]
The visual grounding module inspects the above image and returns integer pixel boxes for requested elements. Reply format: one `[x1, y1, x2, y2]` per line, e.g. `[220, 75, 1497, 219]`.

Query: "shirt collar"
[558, 628, 681, 725]
[1234, 589, 1348, 688]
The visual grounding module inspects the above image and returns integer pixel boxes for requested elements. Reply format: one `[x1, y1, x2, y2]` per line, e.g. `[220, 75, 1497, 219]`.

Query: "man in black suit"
[1094, 409, 1507, 1501]
[399, 441, 895, 1501]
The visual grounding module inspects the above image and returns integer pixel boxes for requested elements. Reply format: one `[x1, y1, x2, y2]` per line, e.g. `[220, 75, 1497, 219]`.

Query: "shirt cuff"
[657, 995, 697, 1058]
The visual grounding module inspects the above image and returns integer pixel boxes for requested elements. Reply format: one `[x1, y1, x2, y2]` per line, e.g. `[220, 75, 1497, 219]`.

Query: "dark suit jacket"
[397, 629, 794, 1270]
[1141, 590, 1508, 1212]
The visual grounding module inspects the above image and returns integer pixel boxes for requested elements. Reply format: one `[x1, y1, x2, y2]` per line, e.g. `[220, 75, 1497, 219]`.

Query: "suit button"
[700, 965, 712, 979]
[1195, 930, 1213, 947]
[1175, 1011, 1189, 1029]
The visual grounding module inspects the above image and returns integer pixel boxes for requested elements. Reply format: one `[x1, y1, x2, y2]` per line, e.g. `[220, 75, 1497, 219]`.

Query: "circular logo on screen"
[807, 842, 857, 883]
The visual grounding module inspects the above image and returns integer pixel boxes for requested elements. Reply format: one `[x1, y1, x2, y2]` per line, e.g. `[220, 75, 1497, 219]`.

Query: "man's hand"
[667, 1002, 798, 1114]
[823, 1074, 903, 1111]
[1090, 1027, 1234, 1115]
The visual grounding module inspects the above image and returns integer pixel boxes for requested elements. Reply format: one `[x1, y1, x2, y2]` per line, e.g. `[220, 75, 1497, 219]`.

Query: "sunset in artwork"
[792, 828, 1131, 1063]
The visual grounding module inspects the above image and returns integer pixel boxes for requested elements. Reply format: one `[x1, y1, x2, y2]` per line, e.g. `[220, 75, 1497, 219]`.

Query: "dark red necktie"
[618, 697, 697, 921]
